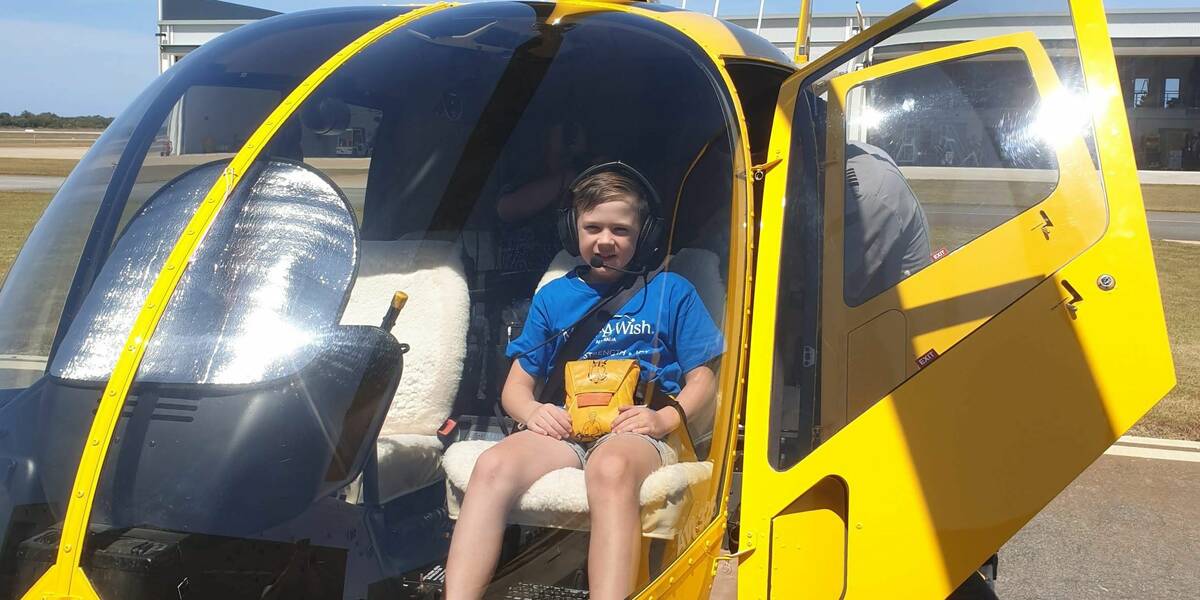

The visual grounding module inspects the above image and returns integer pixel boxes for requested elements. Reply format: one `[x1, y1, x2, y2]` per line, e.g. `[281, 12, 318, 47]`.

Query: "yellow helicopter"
[0, 0, 1173, 598]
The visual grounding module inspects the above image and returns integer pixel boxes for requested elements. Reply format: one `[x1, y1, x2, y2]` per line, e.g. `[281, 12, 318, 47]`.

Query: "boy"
[445, 166, 724, 600]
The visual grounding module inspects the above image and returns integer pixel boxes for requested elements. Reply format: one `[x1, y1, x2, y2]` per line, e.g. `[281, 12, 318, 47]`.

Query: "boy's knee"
[469, 447, 518, 494]
[585, 452, 638, 491]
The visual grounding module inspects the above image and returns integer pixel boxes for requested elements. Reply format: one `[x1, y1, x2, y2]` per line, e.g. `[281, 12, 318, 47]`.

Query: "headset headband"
[568, 161, 662, 217]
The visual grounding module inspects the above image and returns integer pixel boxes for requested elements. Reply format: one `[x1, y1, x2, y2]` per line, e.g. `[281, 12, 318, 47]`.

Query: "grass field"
[0, 158, 78, 177]
[1129, 240, 1200, 440]
[1141, 184, 1200, 213]
[0, 130, 90, 177]
[0, 191, 53, 270]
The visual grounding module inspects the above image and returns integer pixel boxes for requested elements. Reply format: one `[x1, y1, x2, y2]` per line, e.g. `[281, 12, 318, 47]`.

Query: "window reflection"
[1165, 77, 1181, 108]
[1121, 57, 1200, 170]
[769, 0, 1106, 470]
[0, 7, 397, 374]
[843, 51, 1058, 304]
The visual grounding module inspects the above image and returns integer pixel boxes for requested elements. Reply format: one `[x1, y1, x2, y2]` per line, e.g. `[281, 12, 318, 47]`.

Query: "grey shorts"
[563, 432, 678, 468]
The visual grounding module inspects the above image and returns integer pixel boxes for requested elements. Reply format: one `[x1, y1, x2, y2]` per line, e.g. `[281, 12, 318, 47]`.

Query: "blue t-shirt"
[506, 270, 724, 396]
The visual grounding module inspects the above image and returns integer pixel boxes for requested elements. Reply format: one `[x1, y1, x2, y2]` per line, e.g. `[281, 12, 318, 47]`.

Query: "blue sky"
[1, 0, 1194, 117]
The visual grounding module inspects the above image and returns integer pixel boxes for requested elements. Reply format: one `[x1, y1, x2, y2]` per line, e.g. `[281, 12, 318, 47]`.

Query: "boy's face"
[576, 196, 640, 282]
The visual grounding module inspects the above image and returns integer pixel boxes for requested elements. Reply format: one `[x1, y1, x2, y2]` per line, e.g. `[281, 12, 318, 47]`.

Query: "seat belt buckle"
[437, 418, 459, 448]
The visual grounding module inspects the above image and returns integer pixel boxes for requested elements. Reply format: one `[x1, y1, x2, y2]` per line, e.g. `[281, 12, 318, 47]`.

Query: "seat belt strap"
[537, 269, 653, 405]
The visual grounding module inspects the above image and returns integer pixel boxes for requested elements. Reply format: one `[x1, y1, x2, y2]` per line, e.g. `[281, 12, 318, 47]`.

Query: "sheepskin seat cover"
[340, 239, 469, 501]
[374, 434, 446, 502]
[443, 440, 713, 539]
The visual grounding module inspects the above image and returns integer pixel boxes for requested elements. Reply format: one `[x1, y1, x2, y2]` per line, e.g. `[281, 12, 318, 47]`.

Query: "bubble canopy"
[0, 6, 407, 372]
[0, 3, 752, 598]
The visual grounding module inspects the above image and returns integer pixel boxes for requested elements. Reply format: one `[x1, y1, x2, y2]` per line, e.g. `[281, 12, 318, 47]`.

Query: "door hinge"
[712, 532, 756, 575]
[1033, 210, 1054, 239]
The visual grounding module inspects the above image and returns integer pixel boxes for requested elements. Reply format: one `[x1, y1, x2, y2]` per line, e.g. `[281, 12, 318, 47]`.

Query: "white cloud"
[0, 18, 157, 116]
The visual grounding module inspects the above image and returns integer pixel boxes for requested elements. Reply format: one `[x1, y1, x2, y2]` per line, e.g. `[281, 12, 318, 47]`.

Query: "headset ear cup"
[635, 215, 666, 269]
[564, 160, 665, 266]
[558, 207, 581, 257]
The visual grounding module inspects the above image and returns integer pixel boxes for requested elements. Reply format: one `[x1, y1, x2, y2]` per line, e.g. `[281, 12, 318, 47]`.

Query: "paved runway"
[996, 437, 1200, 599]
[1145, 210, 1200, 242]
[924, 203, 1200, 242]
[0, 176, 64, 192]
[0, 147, 87, 160]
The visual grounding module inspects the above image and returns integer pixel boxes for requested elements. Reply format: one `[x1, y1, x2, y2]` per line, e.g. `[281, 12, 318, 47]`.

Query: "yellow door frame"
[738, 0, 1173, 598]
[820, 30, 1105, 445]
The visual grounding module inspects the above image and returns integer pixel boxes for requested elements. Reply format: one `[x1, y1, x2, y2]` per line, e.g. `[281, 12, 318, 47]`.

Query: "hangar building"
[158, 0, 1200, 171]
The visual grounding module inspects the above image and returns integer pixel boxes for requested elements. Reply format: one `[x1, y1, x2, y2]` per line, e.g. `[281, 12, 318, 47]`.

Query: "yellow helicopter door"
[737, 1, 1174, 598]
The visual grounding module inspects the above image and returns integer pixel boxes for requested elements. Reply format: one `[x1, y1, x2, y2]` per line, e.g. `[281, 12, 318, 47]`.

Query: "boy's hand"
[525, 403, 573, 440]
[612, 405, 679, 438]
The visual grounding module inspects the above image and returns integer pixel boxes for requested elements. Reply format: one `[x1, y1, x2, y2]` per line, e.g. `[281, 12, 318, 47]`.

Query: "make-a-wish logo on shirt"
[597, 316, 653, 342]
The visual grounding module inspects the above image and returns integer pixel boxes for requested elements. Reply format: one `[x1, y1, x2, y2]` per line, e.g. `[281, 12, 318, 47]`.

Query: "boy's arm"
[662, 364, 717, 432]
[502, 360, 572, 439]
[612, 363, 716, 437]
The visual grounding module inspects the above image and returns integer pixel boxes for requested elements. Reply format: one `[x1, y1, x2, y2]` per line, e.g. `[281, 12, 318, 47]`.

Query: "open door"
[739, 0, 1174, 598]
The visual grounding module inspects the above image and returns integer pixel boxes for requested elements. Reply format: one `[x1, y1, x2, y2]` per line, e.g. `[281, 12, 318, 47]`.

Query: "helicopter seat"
[340, 238, 469, 503]
[443, 440, 712, 539]
[442, 247, 725, 538]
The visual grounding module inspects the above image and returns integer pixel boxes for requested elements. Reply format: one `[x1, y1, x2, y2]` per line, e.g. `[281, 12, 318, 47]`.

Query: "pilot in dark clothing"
[843, 141, 932, 305]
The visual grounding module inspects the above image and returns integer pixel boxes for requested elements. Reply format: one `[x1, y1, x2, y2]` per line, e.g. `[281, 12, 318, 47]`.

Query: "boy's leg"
[445, 430, 581, 600]
[583, 434, 663, 600]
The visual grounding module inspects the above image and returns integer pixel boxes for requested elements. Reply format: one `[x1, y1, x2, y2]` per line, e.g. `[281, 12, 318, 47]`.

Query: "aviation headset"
[556, 161, 666, 273]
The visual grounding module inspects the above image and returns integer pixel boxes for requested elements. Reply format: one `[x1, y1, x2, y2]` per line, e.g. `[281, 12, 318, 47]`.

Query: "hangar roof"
[161, 0, 279, 22]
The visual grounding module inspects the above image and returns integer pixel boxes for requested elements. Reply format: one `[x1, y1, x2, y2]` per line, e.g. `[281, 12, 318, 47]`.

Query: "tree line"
[0, 111, 112, 130]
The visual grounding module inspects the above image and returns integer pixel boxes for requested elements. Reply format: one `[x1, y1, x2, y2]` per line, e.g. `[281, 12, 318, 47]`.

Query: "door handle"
[1057, 279, 1083, 318]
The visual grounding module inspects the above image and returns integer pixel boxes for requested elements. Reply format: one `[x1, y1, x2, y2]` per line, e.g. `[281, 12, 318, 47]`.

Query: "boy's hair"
[571, 171, 649, 224]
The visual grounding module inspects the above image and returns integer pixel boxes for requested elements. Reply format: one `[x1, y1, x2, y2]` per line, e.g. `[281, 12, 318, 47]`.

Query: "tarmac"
[996, 437, 1200, 599]
[0, 176, 65, 191]
[924, 204, 1200, 242]
[0, 147, 88, 159]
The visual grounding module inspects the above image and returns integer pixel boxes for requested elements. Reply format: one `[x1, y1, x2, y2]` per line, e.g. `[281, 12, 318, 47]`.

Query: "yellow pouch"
[564, 359, 640, 442]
